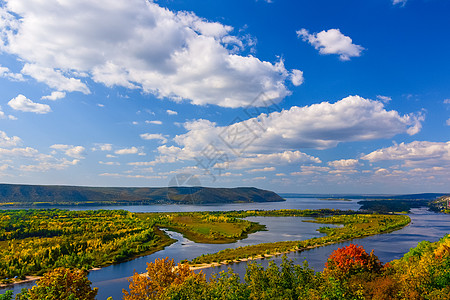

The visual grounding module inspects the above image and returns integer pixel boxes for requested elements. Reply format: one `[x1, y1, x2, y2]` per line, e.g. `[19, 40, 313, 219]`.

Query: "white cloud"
[1, 0, 298, 108]
[291, 166, 330, 176]
[115, 146, 140, 155]
[361, 141, 450, 167]
[8, 94, 52, 114]
[91, 143, 113, 151]
[21, 64, 90, 94]
[41, 91, 66, 101]
[376, 95, 392, 103]
[297, 28, 364, 61]
[50, 144, 86, 158]
[175, 95, 424, 155]
[0, 106, 17, 120]
[145, 120, 163, 125]
[0, 131, 22, 147]
[217, 150, 321, 170]
[99, 161, 120, 165]
[444, 99, 450, 104]
[0, 147, 40, 158]
[140, 133, 168, 144]
[99, 173, 162, 179]
[166, 109, 178, 115]
[328, 159, 360, 169]
[0, 65, 24, 81]
[248, 167, 275, 173]
[290, 69, 304, 86]
[447, 118, 450, 126]
[20, 159, 80, 172]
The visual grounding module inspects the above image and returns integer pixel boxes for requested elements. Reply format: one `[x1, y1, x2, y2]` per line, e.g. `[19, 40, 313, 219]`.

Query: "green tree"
[0, 290, 13, 300]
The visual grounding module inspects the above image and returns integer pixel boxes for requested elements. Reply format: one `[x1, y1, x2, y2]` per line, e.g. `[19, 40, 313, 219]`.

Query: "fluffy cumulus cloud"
[0, 130, 22, 147]
[248, 167, 275, 173]
[0, 0, 300, 107]
[50, 144, 86, 159]
[328, 159, 360, 169]
[41, 91, 66, 101]
[174, 95, 423, 156]
[217, 150, 321, 170]
[0, 64, 24, 81]
[91, 143, 113, 151]
[166, 109, 178, 115]
[0, 141, 82, 172]
[297, 28, 364, 61]
[8, 94, 51, 114]
[140, 133, 168, 144]
[290, 69, 304, 86]
[361, 141, 450, 167]
[115, 146, 144, 155]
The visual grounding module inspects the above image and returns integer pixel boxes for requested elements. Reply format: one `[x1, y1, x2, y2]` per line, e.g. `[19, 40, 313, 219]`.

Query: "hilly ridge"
[0, 183, 284, 206]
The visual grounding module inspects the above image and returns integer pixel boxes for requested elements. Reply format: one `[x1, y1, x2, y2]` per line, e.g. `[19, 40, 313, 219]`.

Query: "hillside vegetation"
[0, 184, 284, 206]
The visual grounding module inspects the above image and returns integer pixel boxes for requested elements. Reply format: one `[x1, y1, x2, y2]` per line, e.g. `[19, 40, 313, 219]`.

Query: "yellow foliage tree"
[123, 257, 205, 300]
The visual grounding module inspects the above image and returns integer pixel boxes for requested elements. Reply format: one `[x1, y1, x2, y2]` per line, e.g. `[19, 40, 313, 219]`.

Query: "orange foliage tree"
[123, 257, 205, 300]
[324, 244, 382, 278]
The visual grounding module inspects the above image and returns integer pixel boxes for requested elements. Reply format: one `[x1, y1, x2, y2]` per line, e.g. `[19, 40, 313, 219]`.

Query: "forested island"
[0, 184, 284, 206]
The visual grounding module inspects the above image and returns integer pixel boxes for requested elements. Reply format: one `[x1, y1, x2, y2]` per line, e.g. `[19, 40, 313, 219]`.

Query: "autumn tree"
[15, 267, 97, 300]
[324, 244, 382, 279]
[123, 257, 205, 300]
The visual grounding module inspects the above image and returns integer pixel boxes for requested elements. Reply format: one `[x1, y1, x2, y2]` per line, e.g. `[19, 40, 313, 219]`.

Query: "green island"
[189, 213, 410, 266]
[0, 208, 410, 286]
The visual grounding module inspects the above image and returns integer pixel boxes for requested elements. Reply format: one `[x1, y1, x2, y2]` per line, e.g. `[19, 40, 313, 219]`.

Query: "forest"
[0, 209, 265, 282]
[0, 209, 409, 283]
[2, 234, 449, 299]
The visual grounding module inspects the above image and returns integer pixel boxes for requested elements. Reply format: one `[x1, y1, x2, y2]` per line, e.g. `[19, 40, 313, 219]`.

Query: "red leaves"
[325, 244, 382, 277]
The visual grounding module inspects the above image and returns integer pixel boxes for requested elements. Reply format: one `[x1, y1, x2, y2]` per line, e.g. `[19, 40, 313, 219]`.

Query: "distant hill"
[279, 193, 448, 200]
[0, 184, 284, 206]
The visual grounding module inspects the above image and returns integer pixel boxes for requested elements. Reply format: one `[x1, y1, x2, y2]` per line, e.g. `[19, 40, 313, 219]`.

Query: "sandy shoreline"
[0, 276, 41, 289]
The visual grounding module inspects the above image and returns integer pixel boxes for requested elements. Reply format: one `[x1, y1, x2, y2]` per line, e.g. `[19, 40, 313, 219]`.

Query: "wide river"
[1, 198, 449, 300]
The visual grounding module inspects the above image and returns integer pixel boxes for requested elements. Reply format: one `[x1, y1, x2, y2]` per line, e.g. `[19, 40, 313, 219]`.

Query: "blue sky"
[0, 0, 449, 194]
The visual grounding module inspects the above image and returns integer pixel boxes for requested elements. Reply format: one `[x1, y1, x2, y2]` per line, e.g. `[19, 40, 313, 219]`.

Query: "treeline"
[0, 209, 173, 281]
[123, 234, 450, 299]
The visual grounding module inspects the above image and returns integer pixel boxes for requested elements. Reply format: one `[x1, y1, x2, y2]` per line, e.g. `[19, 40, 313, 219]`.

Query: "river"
[1, 198, 449, 300]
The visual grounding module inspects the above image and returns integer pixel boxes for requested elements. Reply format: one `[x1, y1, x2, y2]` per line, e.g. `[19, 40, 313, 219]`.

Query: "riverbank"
[188, 214, 411, 266]
[0, 276, 41, 289]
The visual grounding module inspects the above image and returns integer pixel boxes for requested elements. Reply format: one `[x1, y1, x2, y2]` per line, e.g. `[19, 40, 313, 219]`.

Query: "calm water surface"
[2, 199, 449, 300]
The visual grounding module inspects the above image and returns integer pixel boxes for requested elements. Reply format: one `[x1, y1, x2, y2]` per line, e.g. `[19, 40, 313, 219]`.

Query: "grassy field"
[149, 212, 266, 243]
